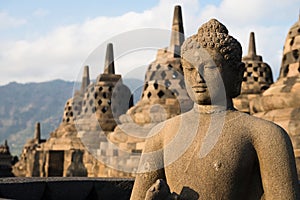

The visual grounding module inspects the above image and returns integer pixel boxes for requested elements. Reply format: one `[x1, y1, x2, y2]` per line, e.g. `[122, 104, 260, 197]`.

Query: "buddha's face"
[183, 48, 239, 105]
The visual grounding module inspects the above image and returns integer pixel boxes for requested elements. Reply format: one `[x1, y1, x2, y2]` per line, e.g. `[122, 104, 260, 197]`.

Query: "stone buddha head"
[181, 19, 245, 105]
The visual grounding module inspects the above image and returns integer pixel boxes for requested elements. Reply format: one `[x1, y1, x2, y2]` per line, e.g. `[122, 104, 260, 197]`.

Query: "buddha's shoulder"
[159, 109, 282, 127]
[230, 111, 289, 140]
[230, 111, 281, 128]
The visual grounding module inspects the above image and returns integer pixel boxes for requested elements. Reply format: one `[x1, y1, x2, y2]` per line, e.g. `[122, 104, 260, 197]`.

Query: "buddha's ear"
[230, 62, 245, 98]
[237, 62, 245, 80]
[238, 62, 245, 72]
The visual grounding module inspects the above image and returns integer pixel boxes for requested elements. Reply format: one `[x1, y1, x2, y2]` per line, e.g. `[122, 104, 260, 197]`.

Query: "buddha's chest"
[163, 128, 257, 198]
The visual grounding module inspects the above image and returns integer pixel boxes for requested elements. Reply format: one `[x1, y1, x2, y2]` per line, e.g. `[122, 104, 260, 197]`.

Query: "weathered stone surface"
[13, 9, 300, 198]
[12, 122, 46, 177]
[14, 42, 137, 178]
[0, 177, 134, 200]
[88, 5, 194, 177]
[126, 5, 193, 125]
[250, 16, 300, 178]
[62, 66, 89, 124]
[79, 43, 133, 132]
[279, 17, 300, 79]
[0, 140, 14, 177]
[233, 32, 273, 113]
[250, 77, 300, 113]
[66, 150, 88, 177]
[131, 18, 299, 200]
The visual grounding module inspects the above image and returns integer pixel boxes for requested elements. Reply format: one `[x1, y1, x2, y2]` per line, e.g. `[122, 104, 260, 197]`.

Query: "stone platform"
[0, 177, 134, 200]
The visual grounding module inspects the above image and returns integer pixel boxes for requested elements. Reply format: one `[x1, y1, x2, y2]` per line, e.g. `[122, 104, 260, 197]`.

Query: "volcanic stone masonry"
[233, 32, 273, 113]
[11, 8, 300, 181]
[0, 140, 14, 177]
[250, 15, 300, 178]
[100, 5, 194, 175]
[126, 5, 193, 124]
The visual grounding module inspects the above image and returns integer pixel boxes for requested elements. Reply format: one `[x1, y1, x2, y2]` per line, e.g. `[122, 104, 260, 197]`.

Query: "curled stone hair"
[182, 19, 242, 68]
[181, 19, 244, 98]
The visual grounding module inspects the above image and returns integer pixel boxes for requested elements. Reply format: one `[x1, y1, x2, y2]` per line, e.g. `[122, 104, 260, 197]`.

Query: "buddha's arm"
[130, 127, 166, 200]
[254, 123, 300, 199]
[130, 167, 166, 200]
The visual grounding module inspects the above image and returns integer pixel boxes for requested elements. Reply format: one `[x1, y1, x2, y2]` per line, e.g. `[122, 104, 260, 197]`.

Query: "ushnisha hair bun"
[182, 19, 242, 66]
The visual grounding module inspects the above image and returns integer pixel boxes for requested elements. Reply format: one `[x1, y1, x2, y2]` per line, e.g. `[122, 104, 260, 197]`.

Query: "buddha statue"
[130, 19, 300, 200]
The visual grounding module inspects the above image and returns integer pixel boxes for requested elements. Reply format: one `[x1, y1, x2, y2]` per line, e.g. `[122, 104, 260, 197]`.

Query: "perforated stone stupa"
[12, 5, 193, 178]
[12, 122, 46, 177]
[13, 42, 135, 177]
[250, 15, 300, 177]
[99, 5, 192, 173]
[79, 43, 133, 132]
[233, 32, 273, 113]
[126, 5, 193, 124]
[14, 6, 300, 182]
[62, 65, 90, 124]
[0, 140, 14, 177]
[76, 43, 135, 177]
[12, 66, 95, 177]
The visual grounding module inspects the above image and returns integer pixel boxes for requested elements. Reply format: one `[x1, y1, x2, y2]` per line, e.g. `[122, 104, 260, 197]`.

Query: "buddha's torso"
[162, 110, 263, 200]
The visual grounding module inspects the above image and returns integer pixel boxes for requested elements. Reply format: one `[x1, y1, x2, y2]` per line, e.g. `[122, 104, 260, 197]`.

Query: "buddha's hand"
[145, 179, 180, 200]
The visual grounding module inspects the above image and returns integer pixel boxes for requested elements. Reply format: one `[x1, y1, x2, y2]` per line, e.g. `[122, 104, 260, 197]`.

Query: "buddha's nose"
[196, 71, 206, 83]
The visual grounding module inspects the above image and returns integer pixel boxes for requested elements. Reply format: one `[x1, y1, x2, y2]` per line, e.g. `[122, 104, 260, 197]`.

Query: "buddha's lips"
[192, 84, 207, 93]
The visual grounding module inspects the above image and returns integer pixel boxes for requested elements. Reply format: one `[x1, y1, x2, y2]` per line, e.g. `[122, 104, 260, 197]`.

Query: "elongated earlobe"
[232, 62, 245, 98]
[239, 62, 245, 71]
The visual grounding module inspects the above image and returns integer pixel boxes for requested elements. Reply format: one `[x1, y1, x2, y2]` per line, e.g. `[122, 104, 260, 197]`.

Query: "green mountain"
[0, 80, 74, 156]
[0, 78, 143, 157]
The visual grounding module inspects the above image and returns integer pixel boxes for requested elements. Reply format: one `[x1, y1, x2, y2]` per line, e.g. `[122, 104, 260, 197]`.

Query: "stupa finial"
[81, 65, 90, 93]
[169, 5, 185, 57]
[104, 43, 115, 74]
[34, 122, 41, 143]
[243, 32, 262, 61]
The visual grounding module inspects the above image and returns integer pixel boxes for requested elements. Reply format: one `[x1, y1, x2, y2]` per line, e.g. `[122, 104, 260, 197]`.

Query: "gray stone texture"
[0, 140, 14, 177]
[131, 18, 300, 200]
[0, 177, 134, 200]
[250, 16, 300, 179]
[233, 32, 273, 113]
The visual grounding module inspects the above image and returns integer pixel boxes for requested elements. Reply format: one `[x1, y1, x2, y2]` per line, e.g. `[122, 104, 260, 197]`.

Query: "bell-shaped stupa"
[233, 32, 273, 113]
[127, 5, 193, 124]
[79, 43, 133, 131]
[250, 15, 300, 177]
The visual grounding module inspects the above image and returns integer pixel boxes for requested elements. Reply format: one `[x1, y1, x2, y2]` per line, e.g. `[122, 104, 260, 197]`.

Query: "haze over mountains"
[0, 80, 74, 155]
[0, 78, 143, 156]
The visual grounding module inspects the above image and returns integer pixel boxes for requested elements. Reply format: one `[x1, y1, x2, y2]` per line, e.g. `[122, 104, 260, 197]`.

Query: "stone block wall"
[0, 177, 134, 200]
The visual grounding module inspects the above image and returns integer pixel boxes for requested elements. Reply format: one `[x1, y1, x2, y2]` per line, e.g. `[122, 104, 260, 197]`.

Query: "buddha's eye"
[204, 65, 217, 69]
[185, 67, 195, 71]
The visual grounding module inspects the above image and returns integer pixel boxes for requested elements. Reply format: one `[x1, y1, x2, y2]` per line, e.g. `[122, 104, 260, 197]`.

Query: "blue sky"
[0, 0, 299, 85]
[0, 1, 158, 39]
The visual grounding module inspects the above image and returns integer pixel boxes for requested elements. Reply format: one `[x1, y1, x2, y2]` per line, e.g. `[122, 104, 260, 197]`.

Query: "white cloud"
[32, 8, 49, 17]
[197, 0, 299, 79]
[0, 0, 196, 85]
[0, 12, 26, 29]
[199, 0, 299, 25]
[0, 0, 298, 85]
